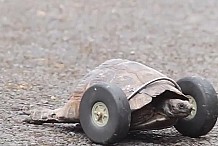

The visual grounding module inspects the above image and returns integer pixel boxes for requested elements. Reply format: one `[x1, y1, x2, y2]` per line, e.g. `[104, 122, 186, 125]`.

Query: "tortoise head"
[162, 99, 193, 118]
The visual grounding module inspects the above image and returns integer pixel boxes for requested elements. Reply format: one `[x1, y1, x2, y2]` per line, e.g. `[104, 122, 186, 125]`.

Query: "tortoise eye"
[178, 103, 185, 109]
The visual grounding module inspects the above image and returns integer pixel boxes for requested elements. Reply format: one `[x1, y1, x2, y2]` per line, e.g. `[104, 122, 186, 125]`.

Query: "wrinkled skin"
[129, 95, 193, 131]
[162, 99, 193, 118]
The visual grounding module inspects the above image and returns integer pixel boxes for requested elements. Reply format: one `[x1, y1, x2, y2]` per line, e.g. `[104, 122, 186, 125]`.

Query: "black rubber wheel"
[79, 83, 131, 144]
[174, 76, 218, 137]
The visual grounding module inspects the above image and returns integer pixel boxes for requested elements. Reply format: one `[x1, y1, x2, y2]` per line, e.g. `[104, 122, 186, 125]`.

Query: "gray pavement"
[0, 0, 218, 145]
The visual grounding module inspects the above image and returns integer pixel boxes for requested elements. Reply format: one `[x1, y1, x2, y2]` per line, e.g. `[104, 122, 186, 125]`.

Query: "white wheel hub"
[185, 95, 197, 120]
[92, 102, 109, 127]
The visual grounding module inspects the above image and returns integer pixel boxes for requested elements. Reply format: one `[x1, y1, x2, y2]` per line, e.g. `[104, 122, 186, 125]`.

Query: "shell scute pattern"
[69, 59, 182, 110]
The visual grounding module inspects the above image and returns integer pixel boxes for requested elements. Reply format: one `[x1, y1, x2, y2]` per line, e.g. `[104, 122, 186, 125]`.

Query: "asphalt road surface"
[1, 0, 218, 145]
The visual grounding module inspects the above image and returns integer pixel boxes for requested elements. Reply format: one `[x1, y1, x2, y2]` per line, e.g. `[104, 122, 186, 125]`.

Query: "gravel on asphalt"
[1, 0, 218, 145]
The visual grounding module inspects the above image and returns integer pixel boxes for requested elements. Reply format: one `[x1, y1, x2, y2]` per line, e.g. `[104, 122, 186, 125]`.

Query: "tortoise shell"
[65, 59, 184, 120]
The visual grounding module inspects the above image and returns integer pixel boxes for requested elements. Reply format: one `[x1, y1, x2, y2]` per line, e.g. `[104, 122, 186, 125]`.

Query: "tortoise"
[25, 59, 218, 144]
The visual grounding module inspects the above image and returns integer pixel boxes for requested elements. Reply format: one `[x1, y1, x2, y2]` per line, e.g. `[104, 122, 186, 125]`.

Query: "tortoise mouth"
[166, 109, 192, 118]
[173, 110, 192, 117]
